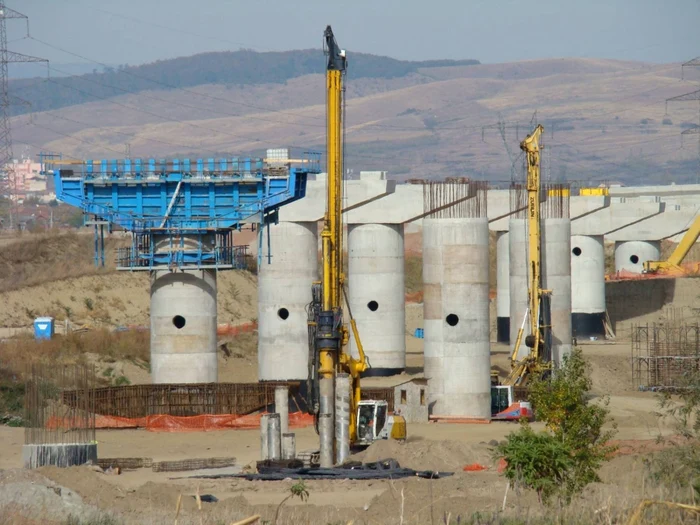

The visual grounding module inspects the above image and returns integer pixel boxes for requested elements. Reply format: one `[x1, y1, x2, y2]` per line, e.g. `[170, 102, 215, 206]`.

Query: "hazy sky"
[9, 0, 700, 67]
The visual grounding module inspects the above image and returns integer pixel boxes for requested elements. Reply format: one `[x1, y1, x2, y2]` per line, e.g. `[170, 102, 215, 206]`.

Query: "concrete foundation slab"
[23, 443, 97, 469]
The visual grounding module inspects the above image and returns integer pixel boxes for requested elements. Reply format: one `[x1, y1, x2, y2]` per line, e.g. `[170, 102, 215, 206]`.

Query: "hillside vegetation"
[10, 49, 479, 115]
[11, 53, 700, 185]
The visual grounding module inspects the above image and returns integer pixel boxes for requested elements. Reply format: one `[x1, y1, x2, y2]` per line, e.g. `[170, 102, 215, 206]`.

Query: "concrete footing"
[23, 443, 97, 469]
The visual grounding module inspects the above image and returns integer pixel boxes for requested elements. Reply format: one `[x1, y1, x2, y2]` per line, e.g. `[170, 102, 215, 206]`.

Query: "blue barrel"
[34, 317, 55, 340]
[414, 328, 424, 339]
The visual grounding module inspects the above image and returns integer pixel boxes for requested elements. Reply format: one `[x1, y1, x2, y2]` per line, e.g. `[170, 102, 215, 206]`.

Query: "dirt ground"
[0, 337, 677, 524]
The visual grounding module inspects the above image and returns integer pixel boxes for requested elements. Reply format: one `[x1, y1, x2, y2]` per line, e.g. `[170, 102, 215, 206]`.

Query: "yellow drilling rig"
[491, 124, 553, 420]
[306, 26, 406, 468]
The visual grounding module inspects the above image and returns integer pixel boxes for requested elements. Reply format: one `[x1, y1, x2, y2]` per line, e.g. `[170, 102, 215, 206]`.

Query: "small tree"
[495, 348, 617, 504]
[274, 479, 309, 524]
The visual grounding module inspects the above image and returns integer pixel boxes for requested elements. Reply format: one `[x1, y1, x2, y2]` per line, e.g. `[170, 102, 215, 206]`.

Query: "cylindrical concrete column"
[570, 235, 606, 338]
[423, 218, 491, 418]
[282, 433, 296, 460]
[614, 240, 661, 274]
[542, 219, 573, 368]
[260, 414, 270, 460]
[334, 373, 351, 465]
[267, 413, 281, 460]
[150, 269, 217, 384]
[274, 386, 289, 436]
[496, 231, 510, 343]
[509, 219, 529, 360]
[258, 221, 318, 381]
[348, 223, 405, 376]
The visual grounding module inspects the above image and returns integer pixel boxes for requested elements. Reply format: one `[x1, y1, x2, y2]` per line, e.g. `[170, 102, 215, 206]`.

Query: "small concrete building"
[393, 378, 428, 423]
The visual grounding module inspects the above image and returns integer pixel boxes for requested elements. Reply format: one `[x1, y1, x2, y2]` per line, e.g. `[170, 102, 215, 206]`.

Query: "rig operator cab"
[356, 400, 406, 447]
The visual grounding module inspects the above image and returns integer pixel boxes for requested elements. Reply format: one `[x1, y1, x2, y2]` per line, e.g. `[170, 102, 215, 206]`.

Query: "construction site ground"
[0, 337, 679, 525]
[0, 233, 693, 523]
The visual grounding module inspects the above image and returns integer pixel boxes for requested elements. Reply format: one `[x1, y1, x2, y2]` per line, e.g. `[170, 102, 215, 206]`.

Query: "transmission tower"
[667, 57, 700, 183]
[0, 2, 47, 227]
[482, 116, 523, 182]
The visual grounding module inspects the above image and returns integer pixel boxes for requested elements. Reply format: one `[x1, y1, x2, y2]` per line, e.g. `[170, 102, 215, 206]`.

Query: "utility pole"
[0, 2, 47, 228]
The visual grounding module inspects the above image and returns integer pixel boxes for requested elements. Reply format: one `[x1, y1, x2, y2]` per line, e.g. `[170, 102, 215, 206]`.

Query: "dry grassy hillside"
[0, 232, 258, 329]
[13, 57, 700, 183]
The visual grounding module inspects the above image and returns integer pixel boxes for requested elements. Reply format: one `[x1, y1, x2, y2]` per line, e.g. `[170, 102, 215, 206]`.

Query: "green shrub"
[495, 425, 573, 504]
[495, 348, 616, 504]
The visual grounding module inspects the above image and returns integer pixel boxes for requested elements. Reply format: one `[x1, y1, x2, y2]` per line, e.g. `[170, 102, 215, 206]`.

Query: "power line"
[0, 1, 47, 229]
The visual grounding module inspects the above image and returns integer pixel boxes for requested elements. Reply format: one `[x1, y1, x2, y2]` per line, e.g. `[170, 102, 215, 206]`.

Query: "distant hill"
[9, 49, 479, 116]
[11, 55, 697, 185]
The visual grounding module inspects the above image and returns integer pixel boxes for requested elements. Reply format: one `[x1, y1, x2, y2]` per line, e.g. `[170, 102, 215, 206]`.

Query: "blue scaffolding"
[46, 153, 320, 270]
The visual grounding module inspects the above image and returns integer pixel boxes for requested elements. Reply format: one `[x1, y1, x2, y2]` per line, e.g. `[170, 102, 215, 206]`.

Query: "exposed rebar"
[423, 180, 487, 219]
[24, 363, 96, 446]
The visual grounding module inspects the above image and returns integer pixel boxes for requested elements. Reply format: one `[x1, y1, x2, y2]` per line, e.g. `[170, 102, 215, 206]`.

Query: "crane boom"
[643, 213, 700, 274]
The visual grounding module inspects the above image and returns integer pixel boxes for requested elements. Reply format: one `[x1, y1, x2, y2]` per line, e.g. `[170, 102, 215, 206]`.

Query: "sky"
[8, 0, 700, 69]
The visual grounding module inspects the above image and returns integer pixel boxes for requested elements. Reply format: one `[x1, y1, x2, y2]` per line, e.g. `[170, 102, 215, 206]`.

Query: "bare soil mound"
[354, 438, 494, 472]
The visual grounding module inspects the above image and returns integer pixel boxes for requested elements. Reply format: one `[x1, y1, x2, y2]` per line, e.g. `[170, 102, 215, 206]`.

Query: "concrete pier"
[282, 433, 296, 460]
[496, 231, 510, 343]
[150, 269, 217, 384]
[348, 223, 405, 375]
[275, 386, 289, 436]
[508, 219, 529, 360]
[614, 240, 661, 274]
[570, 235, 606, 338]
[542, 218, 573, 367]
[260, 414, 270, 460]
[258, 221, 318, 381]
[267, 413, 281, 460]
[423, 216, 491, 419]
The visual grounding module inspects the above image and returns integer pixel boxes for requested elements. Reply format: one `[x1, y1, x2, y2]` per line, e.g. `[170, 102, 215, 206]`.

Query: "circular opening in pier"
[172, 315, 186, 329]
[277, 308, 289, 320]
[572, 247, 582, 256]
[367, 300, 379, 312]
[630, 255, 639, 264]
[446, 314, 459, 327]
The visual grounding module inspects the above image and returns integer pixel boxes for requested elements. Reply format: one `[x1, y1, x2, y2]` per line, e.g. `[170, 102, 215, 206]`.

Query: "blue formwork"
[48, 153, 320, 270]
[34, 317, 55, 340]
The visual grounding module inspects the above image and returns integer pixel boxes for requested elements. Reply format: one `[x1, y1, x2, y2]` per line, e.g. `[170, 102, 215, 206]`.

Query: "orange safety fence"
[217, 321, 258, 336]
[463, 463, 489, 472]
[47, 411, 315, 433]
